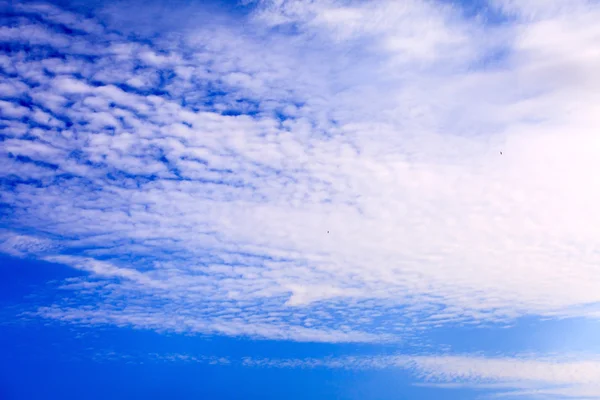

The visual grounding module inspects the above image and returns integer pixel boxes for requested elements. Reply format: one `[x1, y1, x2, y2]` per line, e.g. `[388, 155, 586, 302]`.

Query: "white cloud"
[0, 231, 58, 257]
[93, 350, 231, 365]
[84, 349, 600, 398]
[2, 0, 600, 343]
[35, 305, 389, 343]
[241, 352, 600, 398]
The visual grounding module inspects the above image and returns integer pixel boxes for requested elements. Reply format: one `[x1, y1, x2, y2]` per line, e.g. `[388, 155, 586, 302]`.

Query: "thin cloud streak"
[240, 352, 600, 398]
[90, 350, 600, 398]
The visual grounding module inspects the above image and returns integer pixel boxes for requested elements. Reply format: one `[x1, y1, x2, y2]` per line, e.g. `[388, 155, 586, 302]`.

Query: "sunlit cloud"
[2, 0, 600, 349]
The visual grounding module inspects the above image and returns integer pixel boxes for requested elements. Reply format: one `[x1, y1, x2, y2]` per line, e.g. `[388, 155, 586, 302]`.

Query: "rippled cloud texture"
[2, 0, 600, 397]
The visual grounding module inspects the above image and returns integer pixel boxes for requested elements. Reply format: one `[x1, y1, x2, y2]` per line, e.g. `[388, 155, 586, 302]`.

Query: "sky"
[2, 0, 600, 398]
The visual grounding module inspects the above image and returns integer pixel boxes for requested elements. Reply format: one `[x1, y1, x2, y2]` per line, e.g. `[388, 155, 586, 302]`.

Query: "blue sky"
[2, 0, 600, 398]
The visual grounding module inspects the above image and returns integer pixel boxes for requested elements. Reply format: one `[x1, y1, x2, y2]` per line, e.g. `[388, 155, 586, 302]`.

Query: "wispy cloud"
[2, 0, 600, 345]
[93, 350, 231, 366]
[89, 349, 600, 398]
[238, 352, 600, 398]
